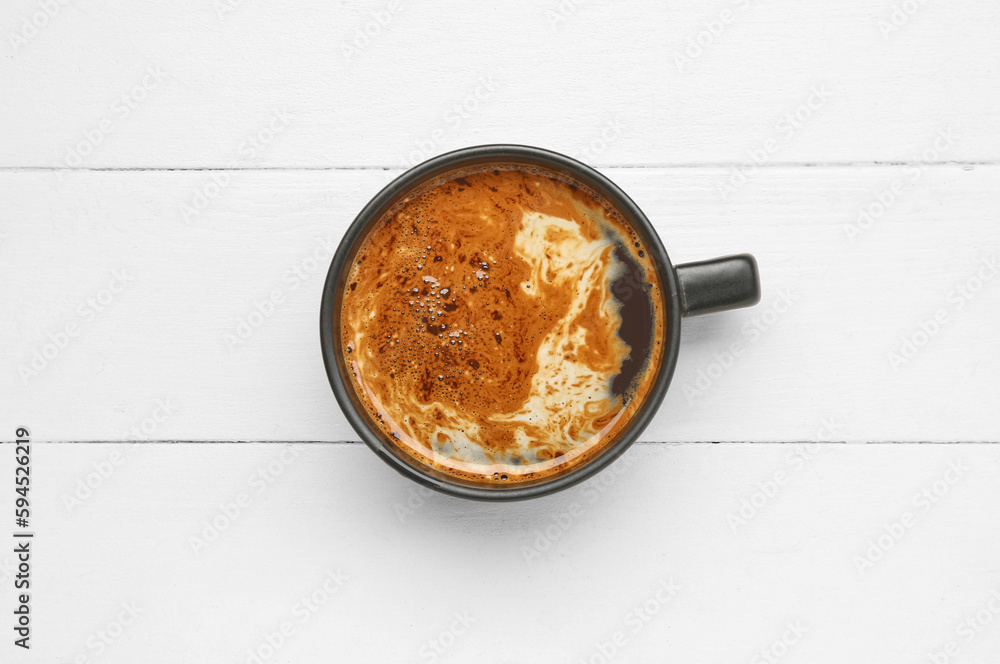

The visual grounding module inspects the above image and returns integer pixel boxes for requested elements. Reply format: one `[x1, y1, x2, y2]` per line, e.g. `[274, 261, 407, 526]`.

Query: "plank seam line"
[13, 440, 999, 445]
[0, 161, 996, 173]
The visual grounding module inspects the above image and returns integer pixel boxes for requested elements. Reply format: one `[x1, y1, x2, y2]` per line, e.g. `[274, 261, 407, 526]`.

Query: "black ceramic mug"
[320, 145, 760, 500]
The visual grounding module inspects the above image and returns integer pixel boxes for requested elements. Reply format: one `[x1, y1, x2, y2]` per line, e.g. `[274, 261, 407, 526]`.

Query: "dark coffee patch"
[610, 244, 653, 398]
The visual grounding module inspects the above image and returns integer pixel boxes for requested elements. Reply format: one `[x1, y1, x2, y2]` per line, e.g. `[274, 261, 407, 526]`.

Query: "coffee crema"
[340, 163, 666, 486]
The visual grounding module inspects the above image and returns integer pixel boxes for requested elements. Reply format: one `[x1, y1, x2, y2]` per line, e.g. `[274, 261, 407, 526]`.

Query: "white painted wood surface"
[2, 0, 999, 168]
[3, 443, 999, 663]
[2, 0, 999, 661]
[3, 166, 999, 443]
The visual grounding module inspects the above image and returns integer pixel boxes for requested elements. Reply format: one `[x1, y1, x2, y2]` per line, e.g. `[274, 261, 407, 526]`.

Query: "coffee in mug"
[339, 162, 666, 486]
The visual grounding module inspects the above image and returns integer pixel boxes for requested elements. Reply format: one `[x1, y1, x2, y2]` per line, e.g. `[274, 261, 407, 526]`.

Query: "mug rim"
[319, 144, 682, 500]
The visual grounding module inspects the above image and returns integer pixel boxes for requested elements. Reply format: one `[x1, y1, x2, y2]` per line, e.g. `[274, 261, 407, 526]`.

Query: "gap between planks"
[0, 161, 996, 173]
[15, 440, 999, 445]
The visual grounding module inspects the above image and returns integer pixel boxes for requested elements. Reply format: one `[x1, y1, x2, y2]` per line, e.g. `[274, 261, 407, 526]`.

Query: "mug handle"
[675, 254, 761, 317]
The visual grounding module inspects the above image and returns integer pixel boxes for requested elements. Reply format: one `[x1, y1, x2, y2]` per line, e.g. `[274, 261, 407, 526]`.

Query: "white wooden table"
[2, 1, 1000, 661]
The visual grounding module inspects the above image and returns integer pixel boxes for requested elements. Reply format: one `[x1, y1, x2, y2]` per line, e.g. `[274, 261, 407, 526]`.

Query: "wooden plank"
[8, 441, 998, 662]
[1, 0, 998, 168]
[2, 165, 998, 442]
